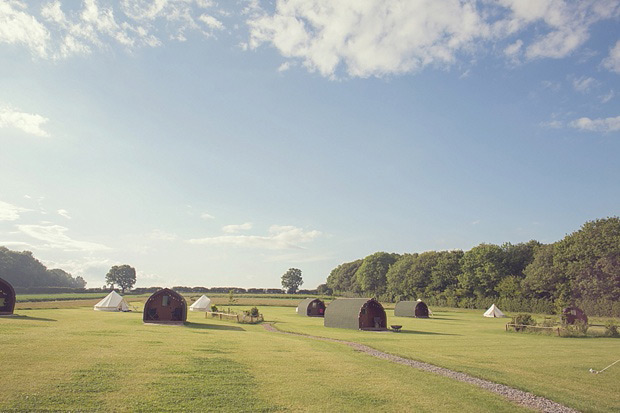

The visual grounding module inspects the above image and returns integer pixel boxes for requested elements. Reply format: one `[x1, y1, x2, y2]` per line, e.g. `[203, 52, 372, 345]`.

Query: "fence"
[205, 311, 264, 324]
[505, 323, 561, 336]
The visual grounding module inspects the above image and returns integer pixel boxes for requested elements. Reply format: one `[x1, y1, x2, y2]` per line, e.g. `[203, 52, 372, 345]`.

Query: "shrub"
[513, 313, 536, 326]
[244, 307, 260, 317]
[604, 320, 619, 337]
[210, 305, 218, 313]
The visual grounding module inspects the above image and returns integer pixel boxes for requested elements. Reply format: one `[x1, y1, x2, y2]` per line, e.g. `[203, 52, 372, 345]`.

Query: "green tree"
[105, 265, 136, 293]
[326, 259, 362, 293]
[458, 243, 508, 299]
[426, 250, 463, 296]
[355, 252, 399, 296]
[281, 268, 303, 294]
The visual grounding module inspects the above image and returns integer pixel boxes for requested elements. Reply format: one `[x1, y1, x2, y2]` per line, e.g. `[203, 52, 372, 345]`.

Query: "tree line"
[325, 217, 620, 317]
[0, 247, 86, 289]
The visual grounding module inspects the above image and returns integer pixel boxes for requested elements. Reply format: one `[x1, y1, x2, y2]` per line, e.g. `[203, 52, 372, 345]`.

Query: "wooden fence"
[505, 323, 561, 336]
[206, 311, 264, 324]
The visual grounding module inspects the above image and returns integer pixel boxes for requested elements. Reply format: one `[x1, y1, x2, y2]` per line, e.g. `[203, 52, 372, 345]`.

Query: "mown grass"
[1, 305, 531, 412]
[263, 306, 620, 413]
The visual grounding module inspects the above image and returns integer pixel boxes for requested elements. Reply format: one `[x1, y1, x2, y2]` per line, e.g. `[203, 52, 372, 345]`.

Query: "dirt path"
[262, 323, 577, 413]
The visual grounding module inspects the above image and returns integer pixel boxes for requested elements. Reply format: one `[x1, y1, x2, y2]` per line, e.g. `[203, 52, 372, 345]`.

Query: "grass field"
[2, 297, 619, 412]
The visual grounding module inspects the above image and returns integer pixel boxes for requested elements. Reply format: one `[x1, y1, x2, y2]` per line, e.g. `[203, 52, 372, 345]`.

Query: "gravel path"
[262, 323, 578, 413]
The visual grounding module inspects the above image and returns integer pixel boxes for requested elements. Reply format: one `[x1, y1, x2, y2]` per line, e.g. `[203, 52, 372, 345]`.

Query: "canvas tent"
[324, 298, 387, 330]
[483, 304, 505, 318]
[394, 300, 430, 318]
[296, 298, 326, 317]
[94, 291, 129, 312]
[189, 295, 211, 312]
[143, 288, 187, 324]
[0, 277, 16, 316]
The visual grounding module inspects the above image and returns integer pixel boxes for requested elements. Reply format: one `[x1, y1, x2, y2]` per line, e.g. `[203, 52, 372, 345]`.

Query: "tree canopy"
[281, 268, 303, 294]
[323, 217, 620, 316]
[0, 247, 86, 288]
[105, 265, 136, 293]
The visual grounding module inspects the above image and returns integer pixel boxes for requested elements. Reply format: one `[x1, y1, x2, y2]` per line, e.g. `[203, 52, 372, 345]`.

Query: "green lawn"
[1, 301, 618, 412]
[264, 306, 620, 413]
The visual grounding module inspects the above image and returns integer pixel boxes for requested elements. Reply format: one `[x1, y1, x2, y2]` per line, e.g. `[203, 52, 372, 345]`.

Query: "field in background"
[4, 294, 619, 412]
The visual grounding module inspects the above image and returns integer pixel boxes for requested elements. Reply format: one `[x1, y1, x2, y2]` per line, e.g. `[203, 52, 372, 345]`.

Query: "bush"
[210, 305, 218, 313]
[513, 313, 537, 326]
[604, 320, 619, 337]
[244, 307, 260, 317]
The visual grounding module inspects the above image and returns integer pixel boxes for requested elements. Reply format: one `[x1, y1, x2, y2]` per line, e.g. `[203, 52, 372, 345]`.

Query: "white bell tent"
[483, 304, 505, 318]
[94, 291, 129, 312]
[189, 295, 212, 312]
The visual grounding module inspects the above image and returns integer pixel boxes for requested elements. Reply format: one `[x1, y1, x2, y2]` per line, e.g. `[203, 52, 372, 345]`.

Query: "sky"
[0, 0, 619, 290]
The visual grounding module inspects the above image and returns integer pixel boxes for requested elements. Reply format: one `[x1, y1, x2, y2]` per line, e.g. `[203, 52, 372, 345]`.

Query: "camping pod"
[483, 304, 505, 318]
[143, 288, 187, 324]
[394, 300, 430, 318]
[562, 307, 588, 325]
[296, 298, 326, 317]
[94, 291, 130, 312]
[324, 298, 387, 330]
[189, 295, 211, 312]
[0, 277, 16, 316]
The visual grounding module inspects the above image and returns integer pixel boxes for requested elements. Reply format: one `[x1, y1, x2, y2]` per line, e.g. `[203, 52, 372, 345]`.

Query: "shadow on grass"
[185, 322, 245, 332]
[0, 314, 57, 322]
[396, 330, 460, 336]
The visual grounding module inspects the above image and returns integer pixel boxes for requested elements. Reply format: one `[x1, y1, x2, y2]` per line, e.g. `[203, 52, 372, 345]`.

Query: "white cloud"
[201, 212, 215, 220]
[572, 76, 597, 93]
[222, 222, 253, 233]
[17, 224, 110, 251]
[247, 0, 620, 78]
[569, 115, 620, 133]
[57, 209, 71, 219]
[199, 13, 224, 31]
[188, 224, 321, 249]
[0, 0, 50, 57]
[600, 89, 615, 103]
[0, 104, 50, 137]
[277, 61, 292, 72]
[504, 39, 523, 60]
[603, 40, 620, 73]
[248, 0, 489, 78]
[0, 200, 30, 221]
[540, 119, 564, 129]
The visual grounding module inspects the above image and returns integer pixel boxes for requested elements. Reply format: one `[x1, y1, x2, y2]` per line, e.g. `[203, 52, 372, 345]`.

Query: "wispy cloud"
[57, 209, 71, 219]
[569, 115, 620, 133]
[201, 212, 215, 220]
[0, 200, 30, 221]
[222, 222, 253, 234]
[602, 40, 620, 73]
[188, 225, 321, 250]
[571, 76, 597, 93]
[17, 224, 110, 251]
[0, 104, 50, 137]
[600, 90, 615, 104]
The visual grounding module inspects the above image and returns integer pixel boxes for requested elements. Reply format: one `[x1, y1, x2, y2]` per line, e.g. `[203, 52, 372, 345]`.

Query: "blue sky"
[1, 0, 619, 289]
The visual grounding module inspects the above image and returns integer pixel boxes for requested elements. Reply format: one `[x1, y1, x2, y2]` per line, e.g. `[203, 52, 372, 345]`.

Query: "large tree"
[281, 268, 303, 294]
[326, 259, 362, 293]
[105, 265, 136, 293]
[355, 252, 399, 296]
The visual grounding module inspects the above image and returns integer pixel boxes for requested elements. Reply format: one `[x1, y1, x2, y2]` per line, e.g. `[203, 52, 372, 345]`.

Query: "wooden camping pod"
[143, 288, 187, 324]
[0, 277, 16, 316]
[296, 298, 326, 317]
[561, 307, 588, 325]
[394, 300, 430, 318]
[324, 298, 387, 330]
